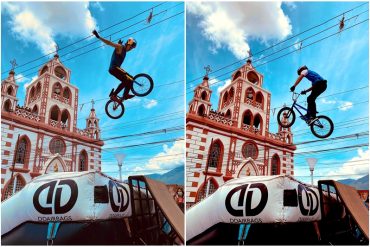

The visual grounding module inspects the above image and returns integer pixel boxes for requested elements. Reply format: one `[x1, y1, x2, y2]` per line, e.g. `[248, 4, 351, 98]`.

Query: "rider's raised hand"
[301, 90, 307, 95]
[290, 85, 295, 92]
[92, 30, 100, 39]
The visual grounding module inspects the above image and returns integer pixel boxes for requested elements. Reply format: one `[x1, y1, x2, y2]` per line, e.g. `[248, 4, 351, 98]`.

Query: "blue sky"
[186, 2, 369, 184]
[1, 2, 185, 181]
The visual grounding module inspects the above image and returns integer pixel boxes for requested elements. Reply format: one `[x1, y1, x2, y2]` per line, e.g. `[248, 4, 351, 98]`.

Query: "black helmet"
[297, 65, 308, 75]
[126, 37, 137, 48]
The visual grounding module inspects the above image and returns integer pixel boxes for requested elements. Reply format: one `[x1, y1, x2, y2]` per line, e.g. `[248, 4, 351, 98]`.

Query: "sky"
[1, 2, 185, 181]
[186, 1, 369, 184]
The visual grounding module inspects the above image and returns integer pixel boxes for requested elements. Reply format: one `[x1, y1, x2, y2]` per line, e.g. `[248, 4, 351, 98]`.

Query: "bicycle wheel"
[131, 73, 154, 97]
[277, 107, 296, 128]
[105, 99, 125, 119]
[310, 115, 334, 138]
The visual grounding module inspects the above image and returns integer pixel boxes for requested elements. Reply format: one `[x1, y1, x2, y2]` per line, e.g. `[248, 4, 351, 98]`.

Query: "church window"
[196, 178, 218, 202]
[225, 109, 231, 119]
[208, 141, 223, 169]
[79, 150, 88, 171]
[242, 111, 252, 125]
[201, 91, 207, 100]
[271, 154, 280, 175]
[15, 138, 28, 164]
[32, 105, 38, 115]
[3, 175, 25, 200]
[247, 71, 259, 84]
[197, 105, 205, 116]
[50, 138, 66, 155]
[3, 100, 12, 112]
[50, 105, 60, 121]
[55, 66, 66, 80]
[233, 71, 241, 81]
[242, 142, 258, 159]
[40, 66, 48, 75]
[7, 86, 13, 96]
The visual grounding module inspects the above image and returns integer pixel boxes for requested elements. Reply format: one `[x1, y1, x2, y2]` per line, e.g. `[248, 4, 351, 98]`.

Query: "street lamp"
[115, 153, 125, 182]
[306, 158, 317, 185]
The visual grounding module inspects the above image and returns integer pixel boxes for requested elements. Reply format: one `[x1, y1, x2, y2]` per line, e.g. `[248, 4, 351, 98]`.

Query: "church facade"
[1, 54, 103, 201]
[186, 60, 296, 207]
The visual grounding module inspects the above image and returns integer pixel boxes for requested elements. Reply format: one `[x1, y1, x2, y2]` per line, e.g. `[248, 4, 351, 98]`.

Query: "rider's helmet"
[126, 38, 137, 48]
[297, 65, 308, 75]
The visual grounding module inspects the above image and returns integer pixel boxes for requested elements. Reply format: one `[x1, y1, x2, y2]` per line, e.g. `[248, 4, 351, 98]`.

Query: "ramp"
[319, 180, 369, 240]
[128, 176, 184, 244]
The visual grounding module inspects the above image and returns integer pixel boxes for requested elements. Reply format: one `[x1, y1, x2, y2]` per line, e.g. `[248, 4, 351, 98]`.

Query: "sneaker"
[123, 94, 135, 100]
[301, 113, 310, 120]
[308, 117, 318, 125]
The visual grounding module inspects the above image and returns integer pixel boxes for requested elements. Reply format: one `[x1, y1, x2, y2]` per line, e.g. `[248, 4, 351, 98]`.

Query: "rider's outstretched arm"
[93, 30, 120, 49]
[293, 74, 305, 87]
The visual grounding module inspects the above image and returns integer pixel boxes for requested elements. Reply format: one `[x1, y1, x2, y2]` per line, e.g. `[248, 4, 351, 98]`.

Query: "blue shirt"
[301, 69, 325, 85]
[109, 47, 126, 70]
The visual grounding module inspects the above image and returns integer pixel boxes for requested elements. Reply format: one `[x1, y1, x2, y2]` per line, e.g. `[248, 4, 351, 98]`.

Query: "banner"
[187, 175, 321, 241]
[2, 171, 132, 236]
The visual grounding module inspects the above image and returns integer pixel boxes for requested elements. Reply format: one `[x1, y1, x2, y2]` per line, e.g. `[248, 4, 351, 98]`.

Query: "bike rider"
[92, 29, 137, 101]
[290, 66, 327, 125]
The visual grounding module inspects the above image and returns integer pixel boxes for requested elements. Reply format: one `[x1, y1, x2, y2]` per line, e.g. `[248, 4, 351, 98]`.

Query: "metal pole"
[119, 164, 122, 182]
[311, 170, 314, 185]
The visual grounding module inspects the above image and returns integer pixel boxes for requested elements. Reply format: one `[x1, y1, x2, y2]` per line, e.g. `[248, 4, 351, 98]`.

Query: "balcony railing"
[207, 110, 233, 126]
[14, 106, 40, 122]
[52, 93, 71, 105]
[241, 124, 260, 134]
[29, 93, 41, 103]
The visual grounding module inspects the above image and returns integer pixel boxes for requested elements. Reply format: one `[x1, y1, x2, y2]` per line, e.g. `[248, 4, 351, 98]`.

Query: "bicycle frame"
[289, 92, 308, 119]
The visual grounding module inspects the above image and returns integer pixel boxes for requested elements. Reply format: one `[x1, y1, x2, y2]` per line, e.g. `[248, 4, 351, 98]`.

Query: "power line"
[1, 2, 169, 74]
[186, 3, 368, 85]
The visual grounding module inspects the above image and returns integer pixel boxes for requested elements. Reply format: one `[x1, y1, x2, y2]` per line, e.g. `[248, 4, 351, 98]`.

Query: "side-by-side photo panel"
[1, 2, 185, 245]
[186, 1, 369, 245]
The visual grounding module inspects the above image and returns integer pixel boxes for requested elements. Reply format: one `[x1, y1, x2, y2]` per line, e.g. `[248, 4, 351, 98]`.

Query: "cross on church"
[204, 65, 212, 76]
[10, 59, 17, 71]
[91, 99, 95, 109]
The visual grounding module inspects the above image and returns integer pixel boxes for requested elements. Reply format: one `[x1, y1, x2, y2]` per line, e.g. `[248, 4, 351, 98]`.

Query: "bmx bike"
[105, 73, 153, 119]
[277, 92, 334, 138]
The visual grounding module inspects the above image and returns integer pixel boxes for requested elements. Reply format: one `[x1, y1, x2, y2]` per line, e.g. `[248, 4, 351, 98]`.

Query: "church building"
[186, 59, 296, 207]
[1, 54, 103, 201]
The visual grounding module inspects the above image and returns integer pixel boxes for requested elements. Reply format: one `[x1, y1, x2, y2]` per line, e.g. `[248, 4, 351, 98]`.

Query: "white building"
[186, 59, 296, 207]
[1, 54, 103, 201]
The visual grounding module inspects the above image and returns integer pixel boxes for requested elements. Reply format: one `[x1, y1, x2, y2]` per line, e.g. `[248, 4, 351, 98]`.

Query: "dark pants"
[109, 67, 133, 96]
[307, 80, 327, 118]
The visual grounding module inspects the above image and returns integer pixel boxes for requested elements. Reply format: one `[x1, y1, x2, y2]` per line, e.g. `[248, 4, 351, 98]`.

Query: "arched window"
[94, 131, 99, 139]
[40, 66, 48, 75]
[55, 66, 66, 80]
[207, 140, 223, 170]
[50, 138, 66, 155]
[245, 87, 255, 103]
[30, 86, 35, 99]
[3, 100, 12, 112]
[201, 91, 207, 101]
[7, 86, 14, 96]
[63, 87, 71, 100]
[61, 110, 70, 129]
[233, 71, 241, 81]
[271, 154, 280, 175]
[242, 142, 258, 159]
[229, 87, 235, 102]
[256, 92, 264, 109]
[247, 71, 259, 84]
[196, 178, 218, 202]
[242, 111, 253, 126]
[3, 174, 26, 200]
[36, 82, 42, 96]
[223, 92, 229, 105]
[253, 114, 263, 132]
[79, 150, 88, 171]
[225, 109, 231, 119]
[32, 105, 38, 115]
[53, 83, 62, 95]
[15, 137, 30, 165]
[50, 105, 60, 121]
[197, 105, 205, 116]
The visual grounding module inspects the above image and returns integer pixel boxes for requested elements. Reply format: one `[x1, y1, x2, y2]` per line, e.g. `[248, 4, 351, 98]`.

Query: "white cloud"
[327, 148, 369, 179]
[338, 101, 353, 111]
[90, 2, 104, 12]
[14, 74, 28, 83]
[187, 2, 292, 59]
[216, 79, 231, 94]
[23, 76, 38, 92]
[143, 99, 158, 109]
[321, 98, 336, 105]
[144, 140, 184, 171]
[283, 2, 297, 10]
[3, 2, 97, 55]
